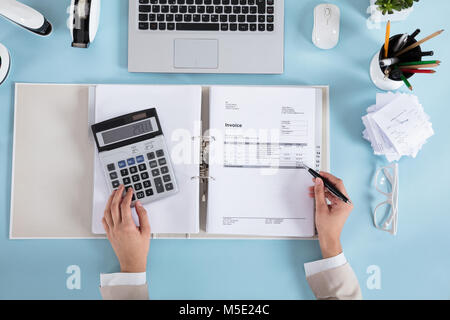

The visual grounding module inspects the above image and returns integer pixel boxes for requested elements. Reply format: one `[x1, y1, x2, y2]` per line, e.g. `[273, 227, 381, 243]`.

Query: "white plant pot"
[368, 0, 413, 23]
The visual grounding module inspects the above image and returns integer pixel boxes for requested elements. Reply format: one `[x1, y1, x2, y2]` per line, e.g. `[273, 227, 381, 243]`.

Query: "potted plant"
[368, 0, 419, 23]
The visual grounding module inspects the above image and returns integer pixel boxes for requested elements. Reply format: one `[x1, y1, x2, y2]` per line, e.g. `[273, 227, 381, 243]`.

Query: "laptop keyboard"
[137, 0, 275, 32]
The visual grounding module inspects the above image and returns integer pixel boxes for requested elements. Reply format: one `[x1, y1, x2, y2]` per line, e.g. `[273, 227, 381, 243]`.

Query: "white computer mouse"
[312, 4, 340, 50]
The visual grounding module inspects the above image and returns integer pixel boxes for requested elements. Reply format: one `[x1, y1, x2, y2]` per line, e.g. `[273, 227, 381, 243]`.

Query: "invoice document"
[206, 86, 322, 237]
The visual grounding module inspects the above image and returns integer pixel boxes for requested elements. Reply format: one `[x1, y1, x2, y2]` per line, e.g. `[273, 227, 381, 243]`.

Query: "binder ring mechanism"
[191, 135, 215, 182]
[191, 135, 216, 142]
[191, 175, 215, 181]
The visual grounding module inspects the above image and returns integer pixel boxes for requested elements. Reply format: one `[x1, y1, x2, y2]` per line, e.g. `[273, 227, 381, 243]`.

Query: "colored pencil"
[398, 60, 441, 66]
[395, 29, 444, 57]
[384, 21, 391, 58]
[400, 69, 436, 74]
[399, 63, 440, 69]
[399, 72, 413, 91]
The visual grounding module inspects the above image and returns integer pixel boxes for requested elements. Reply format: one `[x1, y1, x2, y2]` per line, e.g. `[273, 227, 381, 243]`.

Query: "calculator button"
[143, 180, 151, 188]
[123, 177, 131, 185]
[110, 172, 118, 180]
[163, 174, 171, 182]
[154, 177, 164, 193]
[156, 149, 164, 157]
[137, 191, 145, 199]
[129, 166, 138, 174]
[125, 185, 132, 191]
[149, 160, 158, 168]
[112, 180, 120, 188]
[138, 164, 147, 171]
[158, 158, 167, 166]
[132, 194, 136, 201]
[145, 189, 154, 197]
[132, 174, 140, 182]
[136, 155, 145, 163]
[152, 168, 160, 177]
[120, 169, 129, 177]
[134, 183, 143, 191]
[147, 152, 155, 160]
[107, 163, 115, 171]
[160, 166, 169, 174]
[165, 183, 174, 191]
[127, 158, 136, 166]
[118, 160, 126, 168]
[141, 172, 149, 180]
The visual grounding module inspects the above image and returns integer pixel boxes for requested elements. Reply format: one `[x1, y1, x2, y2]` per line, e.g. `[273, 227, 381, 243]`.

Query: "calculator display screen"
[101, 119, 155, 145]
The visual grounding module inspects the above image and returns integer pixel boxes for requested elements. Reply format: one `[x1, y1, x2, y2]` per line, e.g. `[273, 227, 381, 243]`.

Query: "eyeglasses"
[373, 163, 399, 235]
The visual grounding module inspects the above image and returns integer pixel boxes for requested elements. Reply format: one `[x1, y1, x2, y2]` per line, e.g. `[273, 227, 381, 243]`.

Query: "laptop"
[128, 0, 284, 74]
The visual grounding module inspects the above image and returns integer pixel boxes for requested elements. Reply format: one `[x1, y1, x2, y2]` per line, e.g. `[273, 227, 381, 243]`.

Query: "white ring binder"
[10, 84, 328, 240]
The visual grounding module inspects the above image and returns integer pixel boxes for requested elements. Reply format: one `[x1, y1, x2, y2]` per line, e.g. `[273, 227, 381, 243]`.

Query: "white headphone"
[0, 43, 10, 85]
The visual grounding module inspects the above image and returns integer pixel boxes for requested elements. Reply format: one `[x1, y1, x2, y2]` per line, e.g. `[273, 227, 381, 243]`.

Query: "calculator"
[91, 108, 178, 205]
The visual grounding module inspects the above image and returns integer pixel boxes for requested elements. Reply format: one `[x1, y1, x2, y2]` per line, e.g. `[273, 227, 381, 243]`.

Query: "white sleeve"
[100, 272, 147, 287]
[304, 252, 347, 277]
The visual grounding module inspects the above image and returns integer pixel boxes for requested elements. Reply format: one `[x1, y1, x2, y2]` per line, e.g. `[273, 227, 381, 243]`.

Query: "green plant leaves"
[375, 0, 419, 15]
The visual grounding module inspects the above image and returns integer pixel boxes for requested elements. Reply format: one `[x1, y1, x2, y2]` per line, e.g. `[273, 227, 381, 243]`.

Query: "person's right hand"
[102, 185, 151, 273]
[309, 172, 354, 259]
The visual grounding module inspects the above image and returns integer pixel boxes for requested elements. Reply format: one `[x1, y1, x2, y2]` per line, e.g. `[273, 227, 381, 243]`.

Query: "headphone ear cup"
[0, 43, 11, 85]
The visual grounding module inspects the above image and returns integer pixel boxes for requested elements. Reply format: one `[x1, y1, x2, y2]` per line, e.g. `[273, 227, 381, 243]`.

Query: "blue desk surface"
[1, 0, 449, 300]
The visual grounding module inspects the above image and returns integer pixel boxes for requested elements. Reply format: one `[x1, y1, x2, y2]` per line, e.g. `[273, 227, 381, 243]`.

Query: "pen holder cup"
[370, 34, 422, 91]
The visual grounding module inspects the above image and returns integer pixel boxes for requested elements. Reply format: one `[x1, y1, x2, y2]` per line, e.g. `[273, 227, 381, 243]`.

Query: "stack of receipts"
[362, 92, 434, 162]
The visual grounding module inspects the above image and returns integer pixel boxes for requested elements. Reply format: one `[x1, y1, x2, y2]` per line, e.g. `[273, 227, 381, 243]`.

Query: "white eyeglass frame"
[373, 163, 399, 235]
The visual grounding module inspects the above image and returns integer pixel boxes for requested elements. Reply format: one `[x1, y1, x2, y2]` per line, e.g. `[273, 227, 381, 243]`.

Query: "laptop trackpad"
[174, 39, 218, 69]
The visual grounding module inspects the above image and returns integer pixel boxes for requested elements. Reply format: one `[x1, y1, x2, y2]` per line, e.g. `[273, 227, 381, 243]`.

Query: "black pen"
[410, 28, 421, 39]
[304, 165, 351, 204]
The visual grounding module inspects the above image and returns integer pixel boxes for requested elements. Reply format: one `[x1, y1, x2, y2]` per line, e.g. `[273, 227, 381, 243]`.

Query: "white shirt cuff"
[100, 272, 147, 287]
[304, 252, 347, 277]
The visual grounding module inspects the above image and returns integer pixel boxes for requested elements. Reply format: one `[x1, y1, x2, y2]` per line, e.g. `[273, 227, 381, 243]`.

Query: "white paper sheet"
[362, 92, 433, 162]
[372, 94, 434, 156]
[91, 85, 202, 234]
[206, 86, 320, 237]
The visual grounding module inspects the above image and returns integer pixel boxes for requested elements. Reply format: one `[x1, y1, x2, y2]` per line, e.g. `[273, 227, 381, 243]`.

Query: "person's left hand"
[102, 185, 151, 273]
